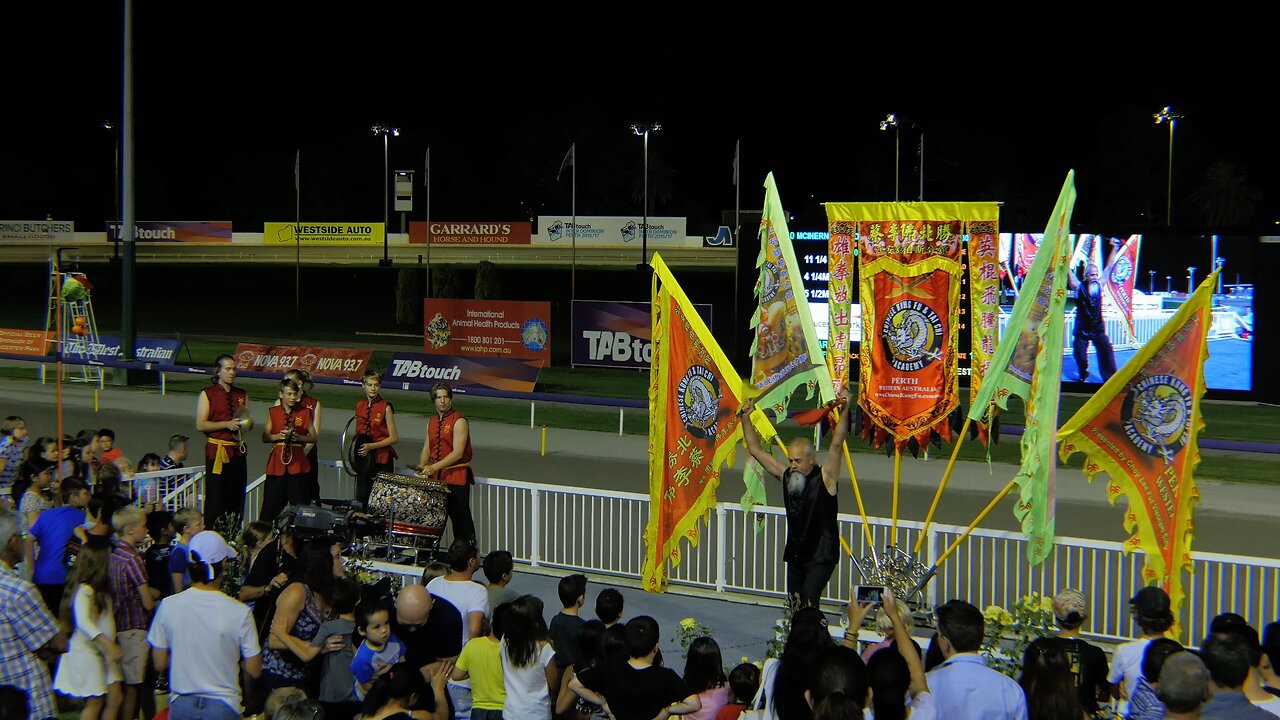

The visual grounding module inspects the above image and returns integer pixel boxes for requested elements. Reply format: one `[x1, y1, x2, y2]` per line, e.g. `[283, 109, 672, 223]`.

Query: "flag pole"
[909, 477, 1017, 598]
[733, 140, 741, 363]
[823, 353, 877, 554]
[890, 446, 902, 544]
[430, 148, 435, 297]
[294, 149, 301, 323]
[572, 142, 577, 300]
[913, 416, 973, 554]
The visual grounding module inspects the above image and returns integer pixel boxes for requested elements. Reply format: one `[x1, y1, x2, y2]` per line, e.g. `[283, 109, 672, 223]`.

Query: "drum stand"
[359, 503, 448, 567]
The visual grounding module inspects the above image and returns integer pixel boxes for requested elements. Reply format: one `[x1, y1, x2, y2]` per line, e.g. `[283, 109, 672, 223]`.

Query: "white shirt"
[926, 654, 1027, 720]
[427, 576, 490, 643]
[1254, 696, 1280, 717]
[147, 586, 260, 713]
[1107, 638, 1152, 700]
[502, 640, 554, 719]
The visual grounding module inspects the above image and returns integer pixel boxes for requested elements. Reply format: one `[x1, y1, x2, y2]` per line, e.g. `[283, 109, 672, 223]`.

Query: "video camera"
[275, 500, 383, 543]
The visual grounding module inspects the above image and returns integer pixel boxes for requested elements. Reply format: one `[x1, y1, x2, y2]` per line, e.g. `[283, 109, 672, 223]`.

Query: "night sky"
[4, 8, 1277, 247]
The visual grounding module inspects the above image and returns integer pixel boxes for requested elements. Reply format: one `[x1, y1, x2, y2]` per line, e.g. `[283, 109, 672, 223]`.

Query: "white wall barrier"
[225, 469, 1277, 644]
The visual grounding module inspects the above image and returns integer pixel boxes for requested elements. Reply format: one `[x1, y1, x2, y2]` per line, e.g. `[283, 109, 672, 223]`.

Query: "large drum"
[367, 472, 448, 541]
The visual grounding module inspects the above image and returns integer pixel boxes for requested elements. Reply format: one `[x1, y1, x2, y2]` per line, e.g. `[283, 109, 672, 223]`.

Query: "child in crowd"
[483, 550, 518, 609]
[169, 506, 204, 593]
[684, 636, 731, 720]
[550, 574, 588, 676]
[144, 511, 176, 597]
[268, 577, 362, 720]
[0, 416, 30, 503]
[95, 463, 127, 499]
[556, 619, 608, 720]
[351, 600, 407, 699]
[14, 457, 55, 535]
[30, 477, 91, 613]
[264, 687, 308, 720]
[571, 616, 701, 720]
[26, 436, 58, 466]
[716, 663, 762, 720]
[361, 662, 449, 720]
[134, 453, 163, 507]
[499, 595, 556, 719]
[420, 562, 449, 584]
[455, 601, 511, 720]
[96, 429, 124, 467]
[596, 588, 625, 628]
[53, 539, 123, 719]
[84, 492, 126, 543]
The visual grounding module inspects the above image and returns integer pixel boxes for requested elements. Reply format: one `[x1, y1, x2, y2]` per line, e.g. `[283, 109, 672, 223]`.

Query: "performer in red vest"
[418, 382, 475, 543]
[260, 378, 316, 522]
[354, 369, 399, 507]
[284, 369, 321, 502]
[195, 354, 249, 526]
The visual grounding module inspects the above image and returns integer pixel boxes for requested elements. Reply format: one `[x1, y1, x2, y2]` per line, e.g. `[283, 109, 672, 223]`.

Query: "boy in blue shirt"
[350, 600, 406, 699]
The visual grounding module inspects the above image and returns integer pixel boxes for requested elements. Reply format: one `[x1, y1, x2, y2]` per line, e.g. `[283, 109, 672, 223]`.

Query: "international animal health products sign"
[423, 299, 551, 366]
[535, 216, 697, 247]
[263, 222, 385, 246]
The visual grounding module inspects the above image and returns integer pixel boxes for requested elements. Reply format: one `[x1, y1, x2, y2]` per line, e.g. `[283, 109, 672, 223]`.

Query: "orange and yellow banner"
[643, 254, 760, 592]
[966, 219, 1002, 445]
[1058, 269, 1217, 636]
[826, 203, 997, 448]
[1104, 235, 1142, 341]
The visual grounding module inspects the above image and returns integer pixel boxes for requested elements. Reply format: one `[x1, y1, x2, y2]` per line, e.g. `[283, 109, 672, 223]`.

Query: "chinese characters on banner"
[967, 220, 1002, 444]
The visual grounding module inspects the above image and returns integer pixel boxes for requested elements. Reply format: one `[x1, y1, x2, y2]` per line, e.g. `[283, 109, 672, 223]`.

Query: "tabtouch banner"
[108, 221, 233, 242]
[534, 216, 696, 247]
[570, 300, 713, 369]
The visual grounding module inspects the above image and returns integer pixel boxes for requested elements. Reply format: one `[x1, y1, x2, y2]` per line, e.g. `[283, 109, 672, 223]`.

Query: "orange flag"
[642, 254, 762, 592]
[1058, 269, 1218, 636]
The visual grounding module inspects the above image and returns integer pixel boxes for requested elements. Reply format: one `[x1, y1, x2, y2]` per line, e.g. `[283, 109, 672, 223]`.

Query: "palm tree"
[1189, 162, 1261, 226]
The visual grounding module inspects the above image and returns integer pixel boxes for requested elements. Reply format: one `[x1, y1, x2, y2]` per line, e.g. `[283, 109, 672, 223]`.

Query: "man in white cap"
[147, 530, 261, 720]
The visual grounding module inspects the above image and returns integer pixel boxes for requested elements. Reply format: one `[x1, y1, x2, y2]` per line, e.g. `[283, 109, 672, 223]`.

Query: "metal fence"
[999, 306, 1244, 352]
[225, 468, 1277, 644]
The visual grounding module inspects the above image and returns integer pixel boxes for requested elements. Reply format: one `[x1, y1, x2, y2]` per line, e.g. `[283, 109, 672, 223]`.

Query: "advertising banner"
[409, 221, 531, 245]
[0, 220, 74, 243]
[423, 299, 550, 365]
[108, 221, 233, 242]
[63, 336, 183, 365]
[535, 216, 696, 248]
[385, 352, 542, 393]
[263, 222, 385, 246]
[233, 344, 373, 380]
[571, 300, 712, 369]
[0, 329, 52, 356]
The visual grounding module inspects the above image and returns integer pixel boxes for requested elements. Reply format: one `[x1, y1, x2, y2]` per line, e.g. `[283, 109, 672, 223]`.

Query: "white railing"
[220, 470, 1278, 644]
[467, 478, 1280, 645]
[1000, 307, 1245, 352]
[146, 466, 205, 512]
